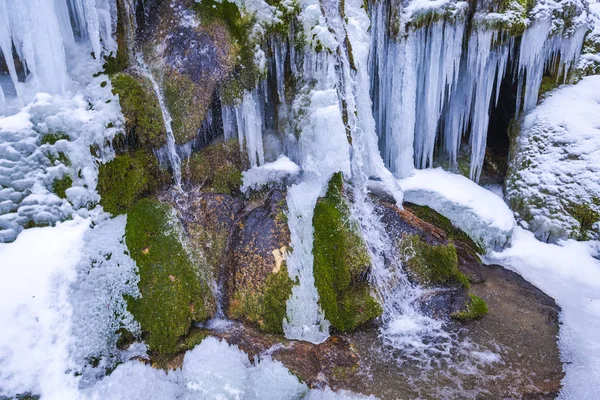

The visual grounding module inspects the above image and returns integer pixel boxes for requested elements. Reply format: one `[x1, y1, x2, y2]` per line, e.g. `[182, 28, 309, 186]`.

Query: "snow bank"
[506, 75, 600, 242]
[399, 168, 515, 250]
[0, 218, 89, 399]
[488, 228, 600, 400]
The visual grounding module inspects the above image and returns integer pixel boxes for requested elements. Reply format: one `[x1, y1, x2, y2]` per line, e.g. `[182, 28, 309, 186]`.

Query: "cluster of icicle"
[369, 1, 587, 181]
[0, 0, 116, 113]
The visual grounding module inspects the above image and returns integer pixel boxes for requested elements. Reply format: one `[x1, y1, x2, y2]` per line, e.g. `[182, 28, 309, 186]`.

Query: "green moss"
[405, 203, 484, 255]
[312, 172, 382, 332]
[452, 294, 488, 321]
[183, 140, 243, 195]
[97, 152, 163, 215]
[125, 199, 213, 357]
[41, 132, 70, 145]
[193, 0, 259, 105]
[400, 234, 470, 288]
[228, 263, 294, 334]
[163, 71, 210, 145]
[111, 73, 165, 150]
[52, 175, 72, 199]
[102, 0, 129, 74]
[567, 201, 600, 240]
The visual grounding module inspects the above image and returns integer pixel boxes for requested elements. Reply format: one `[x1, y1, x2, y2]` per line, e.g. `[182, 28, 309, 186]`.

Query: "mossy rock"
[52, 175, 72, 199]
[405, 203, 484, 255]
[566, 200, 600, 240]
[182, 140, 244, 195]
[125, 199, 214, 357]
[312, 172, 382, 332]
[163, 70, 212, 145]
[451, 294, 488, 321]
[400, 234, 470, 289]
[111, 73, 166, 150]
[41, 132, 70, 145]
[226, 190, 294, 334]
[97, 152, 165, 215]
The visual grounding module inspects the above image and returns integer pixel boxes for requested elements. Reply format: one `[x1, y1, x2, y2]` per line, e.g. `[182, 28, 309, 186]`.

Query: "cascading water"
[134, 59, 183, 189]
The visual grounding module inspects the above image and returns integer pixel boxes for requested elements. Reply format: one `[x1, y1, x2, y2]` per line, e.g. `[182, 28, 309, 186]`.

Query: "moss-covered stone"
[41, 132, 70, 145]
[400, 234, 470, 288]
[312, 172, 382, 332]
[226, 190, 293, 334]
[567, 200, 600, 240]
[229, 262, 294, 334]
[125, 199, 214, 357]
[183, 140, 244, 195]
[97, 152, 164, 215]
[52, 175, 72, 199]
[451, 294, 488, 321]
[111, 73, 165, 150]
[163, 71, 211, 145]
[405, 203, 484, 255]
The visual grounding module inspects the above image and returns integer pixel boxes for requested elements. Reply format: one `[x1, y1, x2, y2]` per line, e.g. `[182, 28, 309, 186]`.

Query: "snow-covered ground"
[0, 215, 376, 399]
[399, 168, 515, 250]
[400, 167, 600, 399]
[506, 75, 600, 242]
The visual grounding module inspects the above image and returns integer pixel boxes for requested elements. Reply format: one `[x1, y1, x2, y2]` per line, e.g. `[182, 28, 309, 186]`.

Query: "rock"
[312, 173, 383, 333]
[506, 75, 600, 242]
[225, 189, 294, 334]
[125, 199, 215, 358]
[110, 72, 166, 151]
[97, 152, 167, 215]
[166, 186, 245, 275]
[182, 139, 245, 195]
[171, 323, 364, 390]
[142, 0, 239, 145]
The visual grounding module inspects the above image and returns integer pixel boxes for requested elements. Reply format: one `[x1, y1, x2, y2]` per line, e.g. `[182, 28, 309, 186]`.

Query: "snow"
[506, 75, 600, 242]
[0, 76, 122, 243]
[487, 227, 600, 400]
[400, 168, 515, 250]
[242, 155, 300, 192]
[0, 217, 90, 399]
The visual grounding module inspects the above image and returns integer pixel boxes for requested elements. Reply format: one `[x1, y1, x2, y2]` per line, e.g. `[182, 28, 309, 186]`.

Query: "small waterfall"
[135, 58, 183, 189]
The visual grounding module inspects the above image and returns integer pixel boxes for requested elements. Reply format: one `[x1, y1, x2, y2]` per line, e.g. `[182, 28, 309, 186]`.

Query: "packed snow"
[506, 75, 600, 242]
[399, 168, 515, 250]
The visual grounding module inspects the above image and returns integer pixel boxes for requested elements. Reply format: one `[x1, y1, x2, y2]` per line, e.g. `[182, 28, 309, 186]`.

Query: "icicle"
[516, 19, 552, 115]
[239, 91, 265, 167]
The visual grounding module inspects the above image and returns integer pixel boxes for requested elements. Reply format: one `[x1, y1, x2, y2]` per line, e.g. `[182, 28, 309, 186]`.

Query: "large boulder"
[141, 0, 241, 145]
[125, 199, 215, 359]
[312, 173, 383, 333]
[506, 75, 600, 242]
[225, 189, 294, 334]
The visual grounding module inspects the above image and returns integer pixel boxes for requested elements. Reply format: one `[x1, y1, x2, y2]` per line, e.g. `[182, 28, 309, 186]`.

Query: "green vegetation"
[125, 199, 213, 357]
[102, 0, 129, 74]
[312, 172, 382, 332]
[52, 175, 72, 199]
[406, 203, 484, 254]
[567, 200, 600, 240]
[183, 140, 244, 195]
[452, 294, 488, 321]
[400, 234, 470, 288]
[228, 263, 295, 334]
[193, 0, 259, 105]
[111, 73, 165, 150]
[41, 132, 70, 145]
[97, 152, 164, 215]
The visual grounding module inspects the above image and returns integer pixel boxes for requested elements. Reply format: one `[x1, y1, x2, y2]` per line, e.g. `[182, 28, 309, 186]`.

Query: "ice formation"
[506, 75, 600, 242]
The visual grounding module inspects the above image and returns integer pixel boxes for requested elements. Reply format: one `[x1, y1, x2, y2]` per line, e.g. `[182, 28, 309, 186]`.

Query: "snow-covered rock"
[399, 168, 515, 251]
[506, 75, 600, 242]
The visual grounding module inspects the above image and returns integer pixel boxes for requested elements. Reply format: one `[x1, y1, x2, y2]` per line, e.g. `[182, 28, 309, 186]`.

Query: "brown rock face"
[225, 190, 294, 334]
[140, 0, 237, 144]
